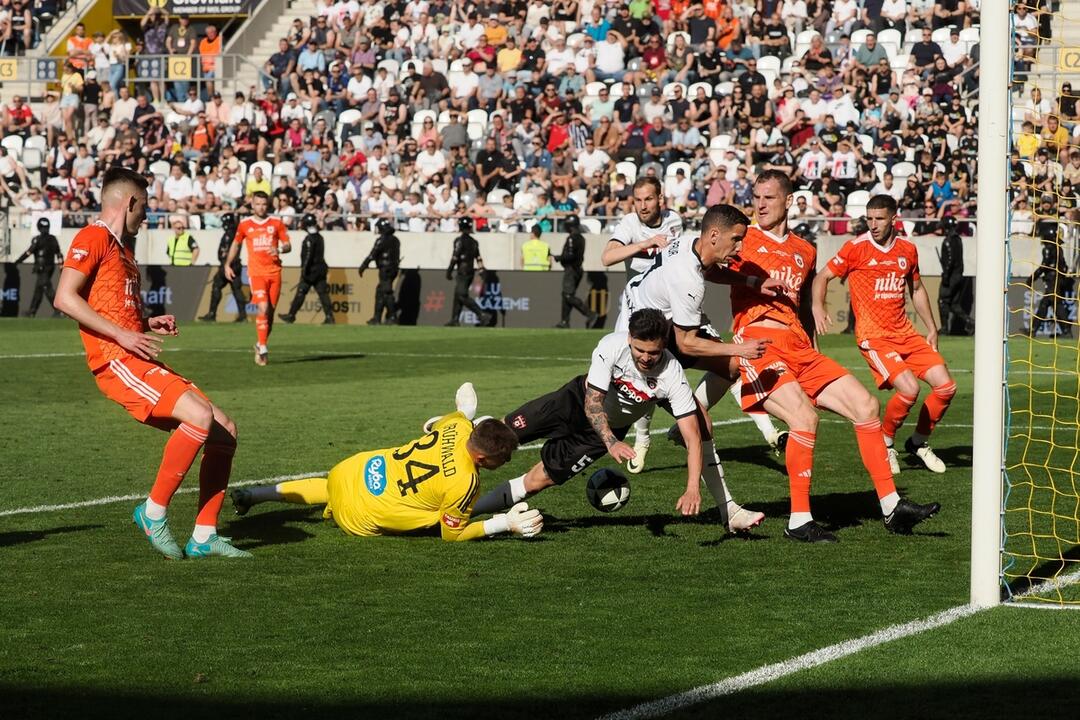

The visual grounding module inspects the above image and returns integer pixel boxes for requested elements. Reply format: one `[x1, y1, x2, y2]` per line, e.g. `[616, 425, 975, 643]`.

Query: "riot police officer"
[15, 217, 62, 317]
[553, 215, 598, 329]
[1031, 233, 1075, 338]
[280, 213, 335, 324]
[937, 216, 971, 335]
[359, 217, 400, 325]
[198, 212, 247, 322]
[445, 217, 493, 327]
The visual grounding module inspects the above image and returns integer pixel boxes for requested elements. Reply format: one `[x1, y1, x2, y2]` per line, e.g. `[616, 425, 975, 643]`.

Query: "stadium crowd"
[0, 0, 1048, 242]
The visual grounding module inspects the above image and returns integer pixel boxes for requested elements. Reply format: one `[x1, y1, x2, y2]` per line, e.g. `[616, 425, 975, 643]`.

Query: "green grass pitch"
[1, 319, 1078, 719]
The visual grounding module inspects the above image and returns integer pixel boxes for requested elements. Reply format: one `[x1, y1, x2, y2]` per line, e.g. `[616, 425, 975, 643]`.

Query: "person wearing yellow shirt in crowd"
[229, 383, 544, 542]
[244, 165, 271, 197]
[497, 36, 522, 75]
[1040, 114, 1070, 160]
[1017, 120, 1040, 159]
[522, 225, 552, 271]
[59, 60, 84, 141]
[199, 25, 223, 98]
[166, 217, 200, 266]
[485, 15, 508, 47]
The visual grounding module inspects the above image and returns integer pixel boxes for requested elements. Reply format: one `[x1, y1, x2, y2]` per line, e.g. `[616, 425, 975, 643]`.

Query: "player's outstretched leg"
[693, 404, 764, 533]
[231, 477, 330, 515]
[669, 372, 789, 453]
[626, 411, 653, 474]
[905, 369, 955, 474]
[816, 376, 940, 535]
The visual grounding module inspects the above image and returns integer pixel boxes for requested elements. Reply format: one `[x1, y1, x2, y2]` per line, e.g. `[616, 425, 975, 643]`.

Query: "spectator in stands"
[200, 24, 223, 98]
[59, 61, 84, 141]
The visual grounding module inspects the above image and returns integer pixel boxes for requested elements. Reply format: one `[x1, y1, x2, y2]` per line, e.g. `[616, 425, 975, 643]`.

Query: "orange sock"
[854, 419, 896, 499]
[883, 391, 918, 443]
[149, 423, 208, 507]
[195, 441, 235, 526]
[256, 314, 269, 346]
[916, 381, 956, 437]
[786, 430, 816, 514]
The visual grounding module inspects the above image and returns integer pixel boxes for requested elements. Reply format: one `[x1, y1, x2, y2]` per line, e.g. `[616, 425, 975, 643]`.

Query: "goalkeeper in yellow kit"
[231, 384, 544, 540]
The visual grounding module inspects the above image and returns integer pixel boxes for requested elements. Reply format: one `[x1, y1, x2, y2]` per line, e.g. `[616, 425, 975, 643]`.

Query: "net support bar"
[970, 3, 1010, 608]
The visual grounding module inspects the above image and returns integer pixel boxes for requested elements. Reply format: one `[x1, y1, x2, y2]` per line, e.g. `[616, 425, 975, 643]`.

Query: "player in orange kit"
[54, 167, 248, 559]
[224, 191, 291, 366]
[812, 194, 955, 475]
[714, 170, 940, 542]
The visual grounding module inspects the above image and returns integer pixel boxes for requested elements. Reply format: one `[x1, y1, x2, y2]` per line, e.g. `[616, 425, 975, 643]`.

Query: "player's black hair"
[469, 419, 519, 466]
[866, 194, 898, 214]
[102, 166, 149, 192]
[251, 190, 270, 201]
[701, 204, 751, 235]
[632, 176, 662, 196]
[753, 169, 794, 196]
[628, 308, 669, 343]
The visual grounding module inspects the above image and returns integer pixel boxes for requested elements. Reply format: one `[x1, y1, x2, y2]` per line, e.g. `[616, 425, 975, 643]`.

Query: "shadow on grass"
[279, 353, 368, 364]
[227, 507, 325, 550]
[4, 679, 1079, 720]
[0, 524, 105, 548]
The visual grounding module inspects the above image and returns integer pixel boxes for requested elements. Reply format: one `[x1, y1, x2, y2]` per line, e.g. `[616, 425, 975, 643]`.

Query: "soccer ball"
[586, 468, 631, 513]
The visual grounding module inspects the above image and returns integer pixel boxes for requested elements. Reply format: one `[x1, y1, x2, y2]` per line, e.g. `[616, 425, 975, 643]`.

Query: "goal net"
[998, 1, 1080, 606]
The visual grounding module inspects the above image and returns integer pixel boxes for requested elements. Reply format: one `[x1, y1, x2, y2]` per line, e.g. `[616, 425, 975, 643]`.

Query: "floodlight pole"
[970, 3, 1010, 607]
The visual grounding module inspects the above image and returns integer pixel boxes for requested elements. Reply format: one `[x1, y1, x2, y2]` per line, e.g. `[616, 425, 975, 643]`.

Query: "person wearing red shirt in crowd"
[339, 139, 367, 174]
[256, 88, 286, 161]
[3, 95, 35, 137]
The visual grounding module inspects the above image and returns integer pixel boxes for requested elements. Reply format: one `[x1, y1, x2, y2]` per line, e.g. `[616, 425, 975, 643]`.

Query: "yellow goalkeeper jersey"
[324, 412, 483, 540]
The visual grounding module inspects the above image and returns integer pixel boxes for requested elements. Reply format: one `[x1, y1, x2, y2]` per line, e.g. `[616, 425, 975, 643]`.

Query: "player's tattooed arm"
[585, 387, 636, 463]
[584, 386, 618, 448]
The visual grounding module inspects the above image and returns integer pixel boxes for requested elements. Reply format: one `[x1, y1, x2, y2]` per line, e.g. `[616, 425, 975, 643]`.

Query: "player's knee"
[893, 375, 920, 398]
[187, 397, 215, 431]
[857, 393, 880, 422]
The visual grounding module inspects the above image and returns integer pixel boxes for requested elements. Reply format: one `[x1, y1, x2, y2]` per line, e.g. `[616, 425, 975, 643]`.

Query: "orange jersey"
[728, 226, 815, 342]
[826, 233, 920, 342]
[234, 216, 289, 277]
[64, 222, 144, 372]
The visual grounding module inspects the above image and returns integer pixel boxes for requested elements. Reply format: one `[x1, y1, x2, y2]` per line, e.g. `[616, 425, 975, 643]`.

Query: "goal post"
[970, 2, 1010, 608]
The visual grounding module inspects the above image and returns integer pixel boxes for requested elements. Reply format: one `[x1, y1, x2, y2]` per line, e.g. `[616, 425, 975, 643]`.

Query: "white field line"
[0, 348, 1075, 377]
[0, 472, 321, 518]
[599, 568, 1080, 720]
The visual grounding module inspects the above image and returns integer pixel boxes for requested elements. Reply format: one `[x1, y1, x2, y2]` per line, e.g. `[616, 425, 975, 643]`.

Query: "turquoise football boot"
[184, 534, 253, 559]
[132, 502, 184, 560]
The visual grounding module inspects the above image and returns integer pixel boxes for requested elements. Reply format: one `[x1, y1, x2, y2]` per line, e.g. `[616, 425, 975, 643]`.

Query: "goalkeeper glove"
[505, 502, 543, 538]
[455, 382, 478, 420]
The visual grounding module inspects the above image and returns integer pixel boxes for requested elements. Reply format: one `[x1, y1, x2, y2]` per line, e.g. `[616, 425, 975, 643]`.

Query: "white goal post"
[970, 2, 1010, 608]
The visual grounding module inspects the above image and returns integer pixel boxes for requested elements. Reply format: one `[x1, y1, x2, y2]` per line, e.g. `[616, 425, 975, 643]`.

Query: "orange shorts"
[858, 335, 946, 389]
[249, 274, 282, 307]
[93, 356, 206, 426]
[734, 325, 849, 411]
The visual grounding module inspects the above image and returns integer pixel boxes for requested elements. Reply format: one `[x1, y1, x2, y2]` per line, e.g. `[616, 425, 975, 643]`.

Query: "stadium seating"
[0, 0, 990, 241]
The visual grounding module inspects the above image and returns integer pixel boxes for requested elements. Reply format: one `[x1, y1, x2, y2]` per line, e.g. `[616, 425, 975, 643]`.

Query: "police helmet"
[303, 213, 318, 229]
[564, 214, 581, 231]
[36, 217, 51, 233]
[941, 215, 957, 233]
[221, 212, 237, 228]
[458, 217, 473, 233]
[376, 217, 394, 234]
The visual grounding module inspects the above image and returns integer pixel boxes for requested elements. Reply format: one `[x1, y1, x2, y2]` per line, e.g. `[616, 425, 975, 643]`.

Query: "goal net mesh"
[1004, 2, 1080, 605]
